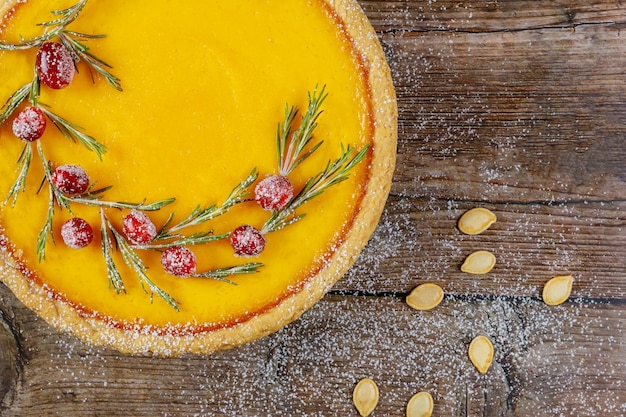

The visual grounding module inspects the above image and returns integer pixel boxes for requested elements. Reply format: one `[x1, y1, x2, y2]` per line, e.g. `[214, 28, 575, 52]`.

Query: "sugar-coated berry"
[36, 42, 75, 89]
[61, 217, 94, 249]
[123, 210, 157, 245]
[255, 175, 294, 211]
[161, 246, 197, 277]
[230, 225, 266, 257]
[51, 164, 90, 195]
[12, 106, 47, 142]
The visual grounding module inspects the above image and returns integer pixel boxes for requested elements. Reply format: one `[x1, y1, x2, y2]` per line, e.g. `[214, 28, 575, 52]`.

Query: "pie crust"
[0, 0, 396, 355]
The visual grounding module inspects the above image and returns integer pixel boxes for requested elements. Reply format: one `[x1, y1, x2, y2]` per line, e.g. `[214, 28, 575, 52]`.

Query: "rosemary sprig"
[36, 141, 74, 261]
[0, 0, 88, 51]
[4, 143, 33, 206]
[59, 31, 122, 91]
[134, 232, 230, 250]
[36, 181, 57, 262]
[70, 196, 175, 212]
[277, 85, 327, 175]
[191, 262, 264, 283]
[0, 0, 121, 92]
[29, 72, 41, 105]
[103, 214, 180, 311]
[39, 106, 107, 159]
[99, 209, 125, 294]
[262, 143, 370, 234]
[156, 169, 258, 240]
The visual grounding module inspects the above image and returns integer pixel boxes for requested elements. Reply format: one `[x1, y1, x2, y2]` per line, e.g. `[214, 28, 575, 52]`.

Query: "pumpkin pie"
[0, 0, 396, 355]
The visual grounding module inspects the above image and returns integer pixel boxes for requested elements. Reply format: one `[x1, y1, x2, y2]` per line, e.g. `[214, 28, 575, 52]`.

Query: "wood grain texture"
[337, 197, 626, 299]
[0, 285, 625, 416]
[1, 0, 625, 416]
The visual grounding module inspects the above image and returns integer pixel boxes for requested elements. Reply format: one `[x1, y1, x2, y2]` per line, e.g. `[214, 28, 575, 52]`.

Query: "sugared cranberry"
[36, 42, 75, 89]
[161, 246, 197, 277]
[230, 225, 266, 257]
[12, 106, 47, 142]
[255, 175, 294, 211]
[51, 164, 90, 195]
[123, 210, 157, 245]
[61, 217, 94, 249]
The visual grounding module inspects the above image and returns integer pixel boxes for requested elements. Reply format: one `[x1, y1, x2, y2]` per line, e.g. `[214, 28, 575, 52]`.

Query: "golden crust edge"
[0, 0, 397, 356]
[0, 1, 12, 17]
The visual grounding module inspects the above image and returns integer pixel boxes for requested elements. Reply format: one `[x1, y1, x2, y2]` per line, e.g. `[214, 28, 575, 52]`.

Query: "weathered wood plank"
[337, 197, 626, 299]
[383, 23, 626, 202]
[276, 296, 626, 416]
[1, 285, 624, 416]
[0, 311, 19, 409]
[359, 0, 626, 32]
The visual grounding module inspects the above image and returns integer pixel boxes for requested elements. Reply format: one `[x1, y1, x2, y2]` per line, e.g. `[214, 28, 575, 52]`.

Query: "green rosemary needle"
[36, 182, 56, 262]
[70, 196, 176, 212]
[277, 85, 327, 176]
[191, 262, 264, 284]
[4, 143, 33, 207]
[39, 106, 107, 160]
[99, 209, 126, 294]
[58, 31, 122, 91]
[133, 232, 230, 250]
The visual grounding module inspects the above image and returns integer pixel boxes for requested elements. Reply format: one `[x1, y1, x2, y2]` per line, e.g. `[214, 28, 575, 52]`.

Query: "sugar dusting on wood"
[9, 287, 621, 415]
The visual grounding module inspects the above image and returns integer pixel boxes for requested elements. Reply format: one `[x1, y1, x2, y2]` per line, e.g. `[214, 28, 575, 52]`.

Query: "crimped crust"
[0, 0, 396, 356]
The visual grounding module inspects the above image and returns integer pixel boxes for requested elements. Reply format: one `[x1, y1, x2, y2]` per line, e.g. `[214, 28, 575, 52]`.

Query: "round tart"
[0, 0, 396, 355]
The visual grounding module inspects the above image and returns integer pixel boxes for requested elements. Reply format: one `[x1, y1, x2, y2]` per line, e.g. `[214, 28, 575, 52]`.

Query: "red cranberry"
[255, 175, 294, 211]
[12, 106, 47, 142]
[230, 225, 266, 257]
[51, 164, 90, 195]
[36, 42, 75, 89]
[61, 218, 94, 249]
[161, 246, 197, 277]
[123, 210, 157, 244]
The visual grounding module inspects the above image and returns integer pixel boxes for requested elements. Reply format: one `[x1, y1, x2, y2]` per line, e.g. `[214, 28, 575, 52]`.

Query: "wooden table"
[1, 1, 624, 415]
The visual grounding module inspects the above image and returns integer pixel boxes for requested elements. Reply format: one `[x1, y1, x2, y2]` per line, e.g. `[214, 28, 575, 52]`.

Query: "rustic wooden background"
[1, 1, 625, 415]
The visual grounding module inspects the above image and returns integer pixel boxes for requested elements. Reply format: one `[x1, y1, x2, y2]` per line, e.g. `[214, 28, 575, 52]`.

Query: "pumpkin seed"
[353, 378, 379, 417]
[469, 335, 494, 374]
[406, 391, 433, 417]
[461, 250, 496, 274]
[542, 275, 574, 306]
[458, 208, 497, 235]
[406, 283, 444, 311]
